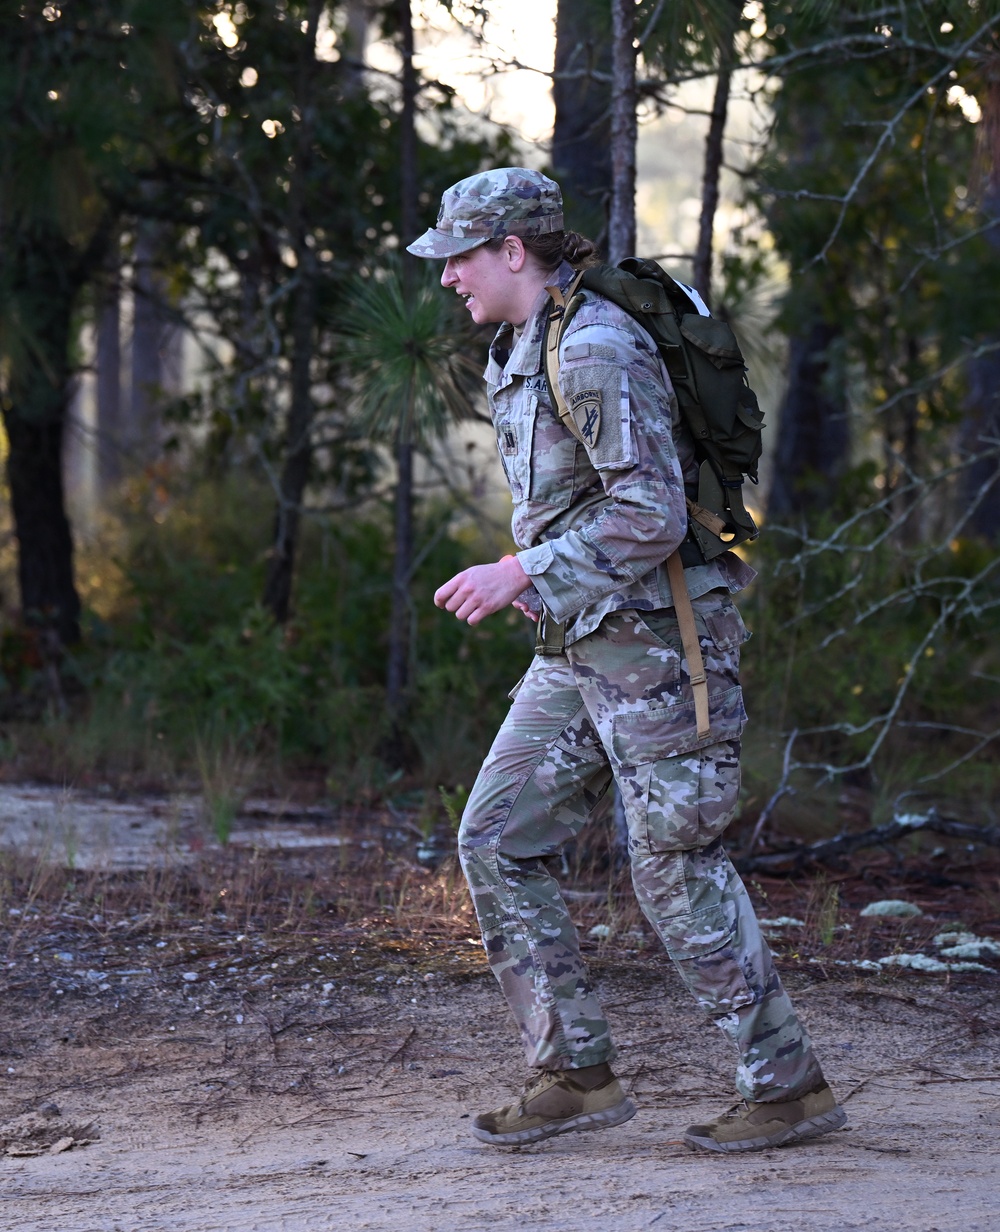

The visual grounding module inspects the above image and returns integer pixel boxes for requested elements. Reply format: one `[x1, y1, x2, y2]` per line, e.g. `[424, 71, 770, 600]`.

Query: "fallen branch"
[734, 809, 1000, 876]
[376, 1026, 417, 1077]
[915, 1074, 1000, 1085]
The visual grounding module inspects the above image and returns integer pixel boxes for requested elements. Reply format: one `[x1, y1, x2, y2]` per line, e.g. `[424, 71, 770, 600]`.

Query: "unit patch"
[569, 388, 602, 448]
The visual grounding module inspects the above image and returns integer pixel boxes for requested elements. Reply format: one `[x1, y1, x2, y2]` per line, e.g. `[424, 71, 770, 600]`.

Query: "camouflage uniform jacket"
[487, 261, 755, 646]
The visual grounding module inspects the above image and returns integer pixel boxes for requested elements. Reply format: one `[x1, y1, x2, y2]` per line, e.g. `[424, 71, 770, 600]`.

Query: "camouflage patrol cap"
[406, 167, 563, 259]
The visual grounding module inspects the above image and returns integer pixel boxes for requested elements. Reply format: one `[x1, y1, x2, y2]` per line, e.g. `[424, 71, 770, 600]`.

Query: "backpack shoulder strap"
[666, 551, 711, 739]
[543, 274, 587, 445]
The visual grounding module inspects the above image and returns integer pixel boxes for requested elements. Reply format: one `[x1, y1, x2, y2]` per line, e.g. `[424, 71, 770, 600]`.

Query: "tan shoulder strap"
[666, 550, 711, 740]
[544, 276, 587, 445]
[686, 499, 729, 539]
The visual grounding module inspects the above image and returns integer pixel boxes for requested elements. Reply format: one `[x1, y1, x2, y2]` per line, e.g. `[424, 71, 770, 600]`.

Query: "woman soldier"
[407, 167, 845, 1152]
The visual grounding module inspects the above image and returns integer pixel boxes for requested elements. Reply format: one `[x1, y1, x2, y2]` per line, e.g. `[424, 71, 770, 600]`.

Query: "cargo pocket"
[611, 687, 746, 852]
[611, 687, 746, 764]
[656, 902, 755, 1015]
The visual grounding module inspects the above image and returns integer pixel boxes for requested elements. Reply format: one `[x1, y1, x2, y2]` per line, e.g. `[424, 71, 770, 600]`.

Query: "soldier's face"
[441, 243, 520, 325]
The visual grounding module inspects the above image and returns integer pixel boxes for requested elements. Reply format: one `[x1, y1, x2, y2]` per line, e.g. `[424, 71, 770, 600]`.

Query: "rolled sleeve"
[516, 540, 555, 577]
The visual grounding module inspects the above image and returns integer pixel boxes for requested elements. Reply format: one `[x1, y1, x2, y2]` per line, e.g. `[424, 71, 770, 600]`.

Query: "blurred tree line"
[0, 0, 998, 838]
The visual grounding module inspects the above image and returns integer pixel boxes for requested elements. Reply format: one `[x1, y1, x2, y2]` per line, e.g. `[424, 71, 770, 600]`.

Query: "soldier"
[407, 167, 846, 1152]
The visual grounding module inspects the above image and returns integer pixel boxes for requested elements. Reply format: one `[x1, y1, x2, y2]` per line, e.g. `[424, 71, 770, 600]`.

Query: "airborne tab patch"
[569, 388, 602, 447]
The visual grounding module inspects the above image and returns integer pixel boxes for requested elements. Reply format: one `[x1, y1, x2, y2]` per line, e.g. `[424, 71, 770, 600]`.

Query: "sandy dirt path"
[2, 968, 997, 1232]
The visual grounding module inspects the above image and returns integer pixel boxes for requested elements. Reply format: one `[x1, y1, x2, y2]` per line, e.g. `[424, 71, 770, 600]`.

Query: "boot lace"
[516, 1069, 559, 1115]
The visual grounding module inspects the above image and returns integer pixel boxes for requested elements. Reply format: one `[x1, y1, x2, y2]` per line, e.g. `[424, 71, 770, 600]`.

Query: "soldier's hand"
[512, 594, 541, 622]
[434, 556, 530, 625]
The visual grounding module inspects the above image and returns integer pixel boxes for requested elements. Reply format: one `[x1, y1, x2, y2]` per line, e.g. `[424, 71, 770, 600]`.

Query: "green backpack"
[543, 257, 765, 563]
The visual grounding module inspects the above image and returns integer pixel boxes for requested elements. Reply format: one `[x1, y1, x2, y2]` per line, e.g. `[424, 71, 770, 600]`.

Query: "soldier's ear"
[504, 235, 528, 273]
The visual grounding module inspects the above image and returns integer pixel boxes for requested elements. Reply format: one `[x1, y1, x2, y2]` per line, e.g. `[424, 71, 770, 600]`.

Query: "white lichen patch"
[938, 937, 1000, 960]
[859, 899, 923, 918]
[851, 952, 992, 974]
[894, 812, 929, 828]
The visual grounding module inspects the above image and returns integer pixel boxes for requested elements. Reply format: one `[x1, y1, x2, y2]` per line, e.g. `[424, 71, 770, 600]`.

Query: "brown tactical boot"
[472, 1063, 637, 1146]
[683, 1082, 847, 1153]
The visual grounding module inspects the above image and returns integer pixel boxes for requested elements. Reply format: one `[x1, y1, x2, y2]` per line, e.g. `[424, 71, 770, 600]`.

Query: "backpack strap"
[687, 498, 729, 539]
[544, 281, 712, 742]
[544, 275, 588, 444]
[666, 550, 711, 740]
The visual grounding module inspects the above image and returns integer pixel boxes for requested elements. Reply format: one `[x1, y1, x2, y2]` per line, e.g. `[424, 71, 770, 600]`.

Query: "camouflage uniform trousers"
[459, 593, 824, 1102]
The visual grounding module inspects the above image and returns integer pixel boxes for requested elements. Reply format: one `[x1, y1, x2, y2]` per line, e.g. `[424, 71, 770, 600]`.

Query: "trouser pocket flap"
[702, 604, 749, 652]
[610, 685, 746, 764]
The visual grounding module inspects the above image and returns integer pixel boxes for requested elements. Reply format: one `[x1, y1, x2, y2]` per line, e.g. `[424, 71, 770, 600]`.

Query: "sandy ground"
[1, 783, 997, 1231]
[2, 959, 998, 1232]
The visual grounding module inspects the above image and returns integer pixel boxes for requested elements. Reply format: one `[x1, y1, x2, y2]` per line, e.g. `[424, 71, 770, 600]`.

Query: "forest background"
[1, 0, 999, 856]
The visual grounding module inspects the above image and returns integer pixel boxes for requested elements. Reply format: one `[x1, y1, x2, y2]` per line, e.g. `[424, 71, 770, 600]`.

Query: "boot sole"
[683, 1105, 847, 1154]
[471, 1097, 637, 1146]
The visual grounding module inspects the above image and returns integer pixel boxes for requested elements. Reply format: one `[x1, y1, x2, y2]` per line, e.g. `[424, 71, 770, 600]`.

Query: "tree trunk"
[766, 313, 850, 519]
[552, 0, 612, 245]
[129, 218, 166, 464]
[692, 3, 740, 307]
[96, 236, 123, 495]
[884, 334, 926, 546]
[384, 0, 420, 758]
[960, 150, 1000, 540]
[343, 0, 372, 93]
[387, 437, 414, 709]
[2, 236, 81, 646]
[261, 253, 318, 623]
[607, 0, 637, 264]
[3, 413, 79, 646]
[961, 345, 1000, 540]
[260, 0, 323, 623]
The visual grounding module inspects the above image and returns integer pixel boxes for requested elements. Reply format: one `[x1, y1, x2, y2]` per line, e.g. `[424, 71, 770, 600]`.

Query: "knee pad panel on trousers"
[459, 771, 521, 850]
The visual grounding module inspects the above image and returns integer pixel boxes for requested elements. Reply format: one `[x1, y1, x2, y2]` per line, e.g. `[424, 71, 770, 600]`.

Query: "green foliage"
[751, 1, 1000, 454]
[0, 2, 192, 399]
[640, 0, 750, 77]
[740, 509, 1000, 825]
[196, 737, 254, 845]
[438, 783, 470, 832]
[337, 255, 482, 445]
[63, 476, 533, 797]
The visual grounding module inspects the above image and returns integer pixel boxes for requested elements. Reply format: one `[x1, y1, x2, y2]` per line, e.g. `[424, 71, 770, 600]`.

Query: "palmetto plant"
[338, 255, 483, 755]
[338, 255, 482, 445]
